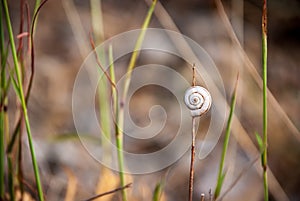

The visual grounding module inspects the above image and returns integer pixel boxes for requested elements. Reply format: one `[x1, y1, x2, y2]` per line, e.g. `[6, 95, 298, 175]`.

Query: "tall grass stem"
[262, 0, 268, 200]
[90, 0, 112, 165]
[116, 1, 157, 200]
[0, 1, 6, 197]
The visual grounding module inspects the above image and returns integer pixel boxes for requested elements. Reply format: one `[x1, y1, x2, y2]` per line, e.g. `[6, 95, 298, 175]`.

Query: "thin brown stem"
[89, 33, 117, 90]
[188, 117, 196, 201]
[84, 183, 132, 201]
[17, 0, 25, 56]
[28, 0, 49, 103]
[26, 2, 30, 55]
[192, 64, 196, 87]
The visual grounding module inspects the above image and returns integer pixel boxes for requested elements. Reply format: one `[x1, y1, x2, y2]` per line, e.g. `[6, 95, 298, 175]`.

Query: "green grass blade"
[10, 72, 21, 101]
[215, 172, 226, 199]
[152, 181, 164, 201]
[262, 1, 268, 200]
[97, 68, 111, 150]
[115, 2, 157, 200]
[122, 0, 157, 102]
[0, 1, 5, 197]
[90, 0, 111, 144]
[1, 45, 9, 76]
[49, 133, 101, 144]
[255, 132, 267, 168]
[214, 74, 239, 199]
[255, 132, 264, 153]
[2, 0, 44, 200]
[0, 113, 4, 198]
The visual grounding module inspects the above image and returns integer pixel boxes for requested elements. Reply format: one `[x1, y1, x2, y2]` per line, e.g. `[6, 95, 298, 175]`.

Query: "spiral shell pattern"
[184, 86, 212, 117]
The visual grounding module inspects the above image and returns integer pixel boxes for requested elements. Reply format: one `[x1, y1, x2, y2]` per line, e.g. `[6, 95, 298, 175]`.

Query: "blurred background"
[5, 0, 300, 200]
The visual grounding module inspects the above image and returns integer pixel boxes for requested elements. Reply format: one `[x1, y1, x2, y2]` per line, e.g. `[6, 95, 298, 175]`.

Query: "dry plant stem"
[188, 117, 196, 201]
[32, 0, 41, 35]
[89, 36, 116, 89]
[64, 167, 78, 201]
[262, 0, 268, 200]
[85, 183, 132, 201]
[62, 0, 90, 57]
[17, 0, 25, 56]
[209, 189, 212, 201]
[192, 64, 196, 86]
[29, 0, 49, 102]
[188, 65, 196, 201]
[2, 0, 44, 200]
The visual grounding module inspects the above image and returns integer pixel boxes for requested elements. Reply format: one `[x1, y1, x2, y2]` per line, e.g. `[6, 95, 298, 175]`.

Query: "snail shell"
[184, 86, 212, 117]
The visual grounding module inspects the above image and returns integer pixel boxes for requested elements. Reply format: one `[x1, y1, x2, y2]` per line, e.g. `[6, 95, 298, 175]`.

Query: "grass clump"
[0, 0, 48, 200]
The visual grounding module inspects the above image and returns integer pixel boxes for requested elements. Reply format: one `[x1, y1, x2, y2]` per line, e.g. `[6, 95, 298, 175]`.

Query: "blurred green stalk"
[2, 0, 44, 200]
[90, 0, 112, 165]
[116, 1, 157, 200]
[214, 74, 238, 199]
[0, 110, 4, 199]
[152, 181, 164, 201]
[122, 0, 157, 101]
[109, 45, 117, 115]
[7, 156, 14, 200]
[0, 1, 5, 197]
[262, 0, 268, 200]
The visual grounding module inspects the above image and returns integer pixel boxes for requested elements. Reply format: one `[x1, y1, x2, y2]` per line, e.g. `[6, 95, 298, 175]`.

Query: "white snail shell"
[184, 86, 212, 117]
